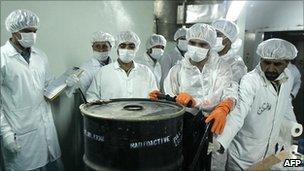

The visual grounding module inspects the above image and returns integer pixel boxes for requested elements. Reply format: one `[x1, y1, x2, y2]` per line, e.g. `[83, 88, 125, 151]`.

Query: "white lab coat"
[159, 47, 184, 92]
[86, 61, 158, 102]
[216, 64, 296, 170]
[137, 53, 162, 88]
[287, 63, 301, 98]
[163, 54, 235, 110]
[79, 57, 112, 93]
[0, 41, 61, 170]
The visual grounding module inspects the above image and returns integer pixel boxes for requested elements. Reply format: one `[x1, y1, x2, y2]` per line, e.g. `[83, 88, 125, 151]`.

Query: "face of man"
[12, 27, 37, 40]
[92, 42, 110, 52]
[260, 58, 289, 81]
[216, 30, 232, 56]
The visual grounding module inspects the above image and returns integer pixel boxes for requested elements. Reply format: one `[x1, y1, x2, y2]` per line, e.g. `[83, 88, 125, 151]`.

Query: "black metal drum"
[79, 98, 185, 171]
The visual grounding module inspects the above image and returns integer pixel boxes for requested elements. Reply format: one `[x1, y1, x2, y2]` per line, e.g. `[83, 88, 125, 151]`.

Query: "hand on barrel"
[149, 90, 161, 100]
[176, 92, 196, 108]
[205, 98, 234, 135]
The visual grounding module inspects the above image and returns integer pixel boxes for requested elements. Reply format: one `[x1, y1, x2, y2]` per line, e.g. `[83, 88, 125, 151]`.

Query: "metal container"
[79, 98, 185, 171]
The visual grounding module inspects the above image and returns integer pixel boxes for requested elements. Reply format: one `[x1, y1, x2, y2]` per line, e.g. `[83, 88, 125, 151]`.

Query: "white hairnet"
[174, 27, 188, 41]
[146, 34, 167, 49]
[5, 9, 39, 33]
[257, 38, 298, 60]
[91, 31, 115, 47]
[186, 23, 217, 47]
[116, 31, 141, 50]
[212, 19, 239, 43]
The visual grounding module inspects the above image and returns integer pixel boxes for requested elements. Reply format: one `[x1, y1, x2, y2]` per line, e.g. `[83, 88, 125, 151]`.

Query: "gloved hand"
[3, 133, 21, 155]
[205, 98, 234, 134]
[66, 74, 80, 87]
[176, 92, 196, 107]
[149, 90, 161, 100]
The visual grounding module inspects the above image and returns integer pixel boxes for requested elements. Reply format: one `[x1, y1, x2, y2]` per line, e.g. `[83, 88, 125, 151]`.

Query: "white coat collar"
[113, 60, 138, 71]
[5, 40, 38, 57]
[256, 63, 289, 86]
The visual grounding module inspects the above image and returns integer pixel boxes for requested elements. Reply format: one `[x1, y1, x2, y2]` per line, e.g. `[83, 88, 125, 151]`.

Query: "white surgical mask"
[177, 39, 188, 51]
[118, 49, 135, 63]
[214, 37, 225, 52]
[150, 48, 164, 60]
[18, 32, 37, 48]
[93, 51, 109, 61]
[186, 45, 209, 62]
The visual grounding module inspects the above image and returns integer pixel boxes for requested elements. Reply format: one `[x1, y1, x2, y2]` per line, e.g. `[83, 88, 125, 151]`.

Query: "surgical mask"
[150, 48, 164, 60]
[18, 32, 37, 48]
[93, 51, 109, 61]
[118, 49, 135, 63]
[177, 39, 188, 51]
[186, 45, 209, 62]
[214, 37, 225, 52]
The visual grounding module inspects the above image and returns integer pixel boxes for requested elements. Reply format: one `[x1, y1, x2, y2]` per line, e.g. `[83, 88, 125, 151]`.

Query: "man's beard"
[265, 72, 280, 81]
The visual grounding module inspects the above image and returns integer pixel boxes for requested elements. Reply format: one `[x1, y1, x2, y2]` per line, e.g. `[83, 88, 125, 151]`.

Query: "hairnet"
[186, 23, 217, 47]
[146, 34, 167, 49]
[174, 27, 188, 41]
[5, 9, 39, 33]
[256, 38, 298, 60]
[212, 19, 239, 43]
[91, 31, 115, 47]
[116, 31, 141, 50]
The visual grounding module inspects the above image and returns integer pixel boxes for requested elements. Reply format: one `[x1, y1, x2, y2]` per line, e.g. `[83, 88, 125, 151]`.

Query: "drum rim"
[79, 98, 185, 121]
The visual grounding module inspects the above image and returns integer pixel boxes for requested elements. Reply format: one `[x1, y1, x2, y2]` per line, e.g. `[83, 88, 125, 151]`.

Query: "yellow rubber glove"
[149, 90, 161, 100]
[176, 92, 196, 107]
[205, 98, 234, 134]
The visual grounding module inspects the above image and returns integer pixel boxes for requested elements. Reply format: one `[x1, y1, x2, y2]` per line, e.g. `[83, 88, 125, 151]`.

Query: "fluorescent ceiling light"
[226, 1, 246, 21]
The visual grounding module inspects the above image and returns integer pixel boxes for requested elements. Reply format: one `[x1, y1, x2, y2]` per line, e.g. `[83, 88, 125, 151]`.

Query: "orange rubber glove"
[176, 92, 196, 107]
[205, 98, 234, 135]
[149, 90, 161, 100]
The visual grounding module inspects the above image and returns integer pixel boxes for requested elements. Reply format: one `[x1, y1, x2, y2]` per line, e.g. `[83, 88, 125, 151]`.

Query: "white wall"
[1, 1, 154, 75]
[245, 0, 303, 32]
[1, 2, 155, 169]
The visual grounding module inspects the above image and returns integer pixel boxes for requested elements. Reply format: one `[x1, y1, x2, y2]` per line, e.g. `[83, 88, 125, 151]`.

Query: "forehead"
[19, 27, 37, 32]
[261, 59, 286, 63]
[119, 42, 135, 46]
[151, 45, 164, 49]
[189, 39, 209, 45]
[93, 41, 109, 46]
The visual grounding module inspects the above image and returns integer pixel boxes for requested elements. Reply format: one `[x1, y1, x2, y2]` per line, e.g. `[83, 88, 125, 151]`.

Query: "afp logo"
[283, 159, 303, 167]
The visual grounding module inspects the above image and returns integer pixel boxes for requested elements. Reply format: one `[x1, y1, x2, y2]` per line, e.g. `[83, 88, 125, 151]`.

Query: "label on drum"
[129, 131, 183, 149]
[173, 132, 182, 147]
[130, 136, 170, 149]
[84, 129, 104, 142]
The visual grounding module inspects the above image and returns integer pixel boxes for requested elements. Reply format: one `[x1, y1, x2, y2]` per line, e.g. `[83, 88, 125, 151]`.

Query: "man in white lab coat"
[159, 27, 188, 91]
[216, 38, 301, 170]
[138, 34, 166, 88]
[86, 31, 158, 101]
[66, 31, 115, 95]
[0, 9, 62, 171]
[150, 23, 235, 170]
[211, 19, 247, 171]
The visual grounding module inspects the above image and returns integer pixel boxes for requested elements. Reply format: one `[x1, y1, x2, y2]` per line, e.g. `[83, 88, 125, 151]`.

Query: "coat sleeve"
[86, 70, 102, 102]
[163, 65, 180, 97]
[290, 67, 301, 98]
[0, 53, 14, 144]
[216, 74, 257, 150]
[147, 67, 159, 96]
